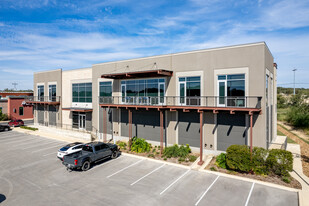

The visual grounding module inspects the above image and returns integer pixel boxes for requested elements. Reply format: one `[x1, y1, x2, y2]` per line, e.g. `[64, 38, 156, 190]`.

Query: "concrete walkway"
[287, 143, 309, 206]
[12, 127, 89, 144]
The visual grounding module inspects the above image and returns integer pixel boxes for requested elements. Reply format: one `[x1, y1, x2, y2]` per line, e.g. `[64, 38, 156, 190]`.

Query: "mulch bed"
[119, 148, 199, 167]
[205, 157, 302, 189]
[278, 123, 309, 178]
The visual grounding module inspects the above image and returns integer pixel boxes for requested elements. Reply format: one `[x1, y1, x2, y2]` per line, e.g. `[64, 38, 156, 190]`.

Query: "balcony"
[24, 96, 61, 105]
[99, 96, 262, 111]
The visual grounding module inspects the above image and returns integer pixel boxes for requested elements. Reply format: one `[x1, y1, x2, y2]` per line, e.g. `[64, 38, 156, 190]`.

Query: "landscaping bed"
[206, 157, 301, 189]
[205, 145, 302, 189]
[116, 137, 199, 166]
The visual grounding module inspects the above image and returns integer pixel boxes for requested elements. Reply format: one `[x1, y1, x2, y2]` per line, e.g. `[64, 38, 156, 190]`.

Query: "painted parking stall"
[0, 131, 299, 206]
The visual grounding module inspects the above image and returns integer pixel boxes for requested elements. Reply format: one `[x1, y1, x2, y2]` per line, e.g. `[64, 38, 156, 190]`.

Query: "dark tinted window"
[82, 145, 93, 153]
[94, 145, 101, 151]
[74, 145, 83, 149]
[101, 144, 110, 150]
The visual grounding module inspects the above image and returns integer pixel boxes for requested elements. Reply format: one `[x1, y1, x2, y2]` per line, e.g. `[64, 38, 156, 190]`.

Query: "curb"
[120, 152, 192, 170]
[200, 169, 300, 193]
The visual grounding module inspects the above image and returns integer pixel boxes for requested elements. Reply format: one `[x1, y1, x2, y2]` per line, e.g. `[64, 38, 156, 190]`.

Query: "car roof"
[84, 141, 105, 147]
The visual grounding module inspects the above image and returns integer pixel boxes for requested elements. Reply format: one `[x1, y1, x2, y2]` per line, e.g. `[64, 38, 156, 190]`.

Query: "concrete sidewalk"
[287, 143, 309, 206]
[13, 127, 89, 144]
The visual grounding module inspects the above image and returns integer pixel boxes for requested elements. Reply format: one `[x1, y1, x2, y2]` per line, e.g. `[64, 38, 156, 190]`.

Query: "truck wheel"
[111, 151, 118, 159]
[81, 161, 90, 171]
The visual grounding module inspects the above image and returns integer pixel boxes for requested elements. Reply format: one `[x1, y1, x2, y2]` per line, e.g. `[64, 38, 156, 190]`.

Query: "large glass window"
[38, 85, 44, 101]
[100, 82, 112, 103]
[217, 74, 245, 107]
[121, 78, 165, 104]
[178, 76, 201, 105]
[49, 85, 56, 101]
[72, 83, 92, 103]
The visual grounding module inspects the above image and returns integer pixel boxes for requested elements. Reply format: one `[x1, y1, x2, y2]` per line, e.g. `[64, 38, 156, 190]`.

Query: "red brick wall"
[8, 98, 33, 120]
[0, 92, 33, 98]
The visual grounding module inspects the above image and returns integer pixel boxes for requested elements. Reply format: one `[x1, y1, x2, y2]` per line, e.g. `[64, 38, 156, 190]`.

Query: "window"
[49, 85, 56, 101]
[38, 85, 44, 101]
[178, 76, 201, 105]
[121, 78, 165, 104]
[19, 107, 24, 116]
[217, 74, 245, 107]
[72, 83, 92, 103]
[100, 82, 112, 97]
[101, 144, 109, 150]
[95, 145, 101, 151]
[13, 108, 16, 113]
[0, 107, 2, 113]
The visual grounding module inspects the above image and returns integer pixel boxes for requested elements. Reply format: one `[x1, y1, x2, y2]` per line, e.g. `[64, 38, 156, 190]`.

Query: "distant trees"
[1, 88, 33, 92]
[286, 94, 309, 128]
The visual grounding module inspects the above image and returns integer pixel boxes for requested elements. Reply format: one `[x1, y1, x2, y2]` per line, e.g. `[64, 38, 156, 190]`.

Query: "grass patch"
[277, 129, 285, 136]
[20, 126, 38, 131]
[279, 124, 309, 145]
[277, 108, 289, 121]
[287, 137, 296, 144]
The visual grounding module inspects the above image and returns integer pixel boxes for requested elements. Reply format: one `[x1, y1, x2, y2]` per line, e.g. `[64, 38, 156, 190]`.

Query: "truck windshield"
[82, 145, 93, 153]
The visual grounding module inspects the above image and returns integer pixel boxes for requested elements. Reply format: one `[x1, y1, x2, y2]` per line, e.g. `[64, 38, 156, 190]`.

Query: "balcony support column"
[249, 112, 253, 160]
[128, 109, 132, 149]
[198, 110, 204, 165]
[160, 109, 164, 155]
[103, 108, 107, 142]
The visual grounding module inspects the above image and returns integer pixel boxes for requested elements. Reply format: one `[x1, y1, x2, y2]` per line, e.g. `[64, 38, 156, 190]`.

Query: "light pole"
[292, 69, 297, 95]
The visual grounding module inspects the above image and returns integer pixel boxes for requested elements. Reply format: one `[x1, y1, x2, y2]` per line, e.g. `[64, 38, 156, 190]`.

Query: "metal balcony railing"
[25, 96, 61, 103]
[99, 96, 262, 109]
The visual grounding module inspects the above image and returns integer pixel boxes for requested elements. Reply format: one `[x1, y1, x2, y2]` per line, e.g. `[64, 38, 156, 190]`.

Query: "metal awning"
[62, 108, 93, 112]
[101, 69, 173, 79]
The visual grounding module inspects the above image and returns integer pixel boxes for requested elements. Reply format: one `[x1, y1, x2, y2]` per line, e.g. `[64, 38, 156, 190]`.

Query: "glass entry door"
[218, 80, 226, 107]
[121, 84, 126, 104]
[79, 114, 86, 129]
[179, 82, 186, 105]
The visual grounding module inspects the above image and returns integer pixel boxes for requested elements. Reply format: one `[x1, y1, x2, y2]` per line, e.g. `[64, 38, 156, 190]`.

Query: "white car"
[57, 142, 84, 159]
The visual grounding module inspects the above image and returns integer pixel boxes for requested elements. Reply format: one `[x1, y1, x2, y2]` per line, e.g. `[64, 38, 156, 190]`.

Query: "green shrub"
[148, 154, 155, 158]
[286, 106, 309, 128]
[152, 148, 156, 153]
[266, 149, 293, 176]
[188, 155, 197, 162]
[226, 145, 251, 173]
[116, 141, 127, 150]
[178, 157, 185, 162]
[130, 136, 151, 153]
[252, 147, 268, 175]
[282, 176, 291, 183]
[210, 166, 217, 171]
[164, 157, 167, 161]
[20, 126, 38, 131]
[0, 111, 8, 121]
[216, 153, 227, 169]
[163, 144, 191, 159]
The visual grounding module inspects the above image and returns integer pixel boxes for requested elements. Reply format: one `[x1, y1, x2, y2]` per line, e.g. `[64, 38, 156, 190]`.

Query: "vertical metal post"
[198, 111, 204, 165]
[293, 69, 297, 95]
[250, 113, 253, 160]
[103, 108, 107, 142]
[129, 109, 132, 149]
[160, 110, 164, 155]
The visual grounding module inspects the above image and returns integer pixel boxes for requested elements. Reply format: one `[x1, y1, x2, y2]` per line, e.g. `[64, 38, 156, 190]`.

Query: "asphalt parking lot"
[0, 131, 299, 206]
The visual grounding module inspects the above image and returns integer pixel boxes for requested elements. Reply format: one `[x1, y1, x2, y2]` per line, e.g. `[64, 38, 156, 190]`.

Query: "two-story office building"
[27, 42, 277, 162]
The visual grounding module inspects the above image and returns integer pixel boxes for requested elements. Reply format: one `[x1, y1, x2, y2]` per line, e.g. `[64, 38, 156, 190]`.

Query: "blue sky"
[0, 0, 308, 90]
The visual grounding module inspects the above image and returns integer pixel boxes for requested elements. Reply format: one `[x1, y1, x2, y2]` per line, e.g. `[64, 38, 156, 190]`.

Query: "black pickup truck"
[62, 141, 119, 171]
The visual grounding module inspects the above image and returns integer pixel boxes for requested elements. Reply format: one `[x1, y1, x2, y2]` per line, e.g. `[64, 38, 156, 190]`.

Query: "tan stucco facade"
[32, 42, 277, 152]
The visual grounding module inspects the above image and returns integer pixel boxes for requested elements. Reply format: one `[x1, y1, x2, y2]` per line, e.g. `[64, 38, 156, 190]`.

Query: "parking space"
[0, 131, 299, 206]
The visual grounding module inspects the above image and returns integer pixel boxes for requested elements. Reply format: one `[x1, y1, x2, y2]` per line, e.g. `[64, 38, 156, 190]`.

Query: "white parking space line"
[195, 175, 220, 206]
[32, 143, 64, 153]
[10, 139, 49, 147]
[0, 134, 25, 140]
[244, 182, 255, 206]
[3, 136, 37, 144]
[23, 141, 61, 150]
[131, 164, 165, 186]
[43, 151, 58, 157]
[159, 169, 190, 195]
[92, 156, 124, 169]
[107, 159, 144, 178]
